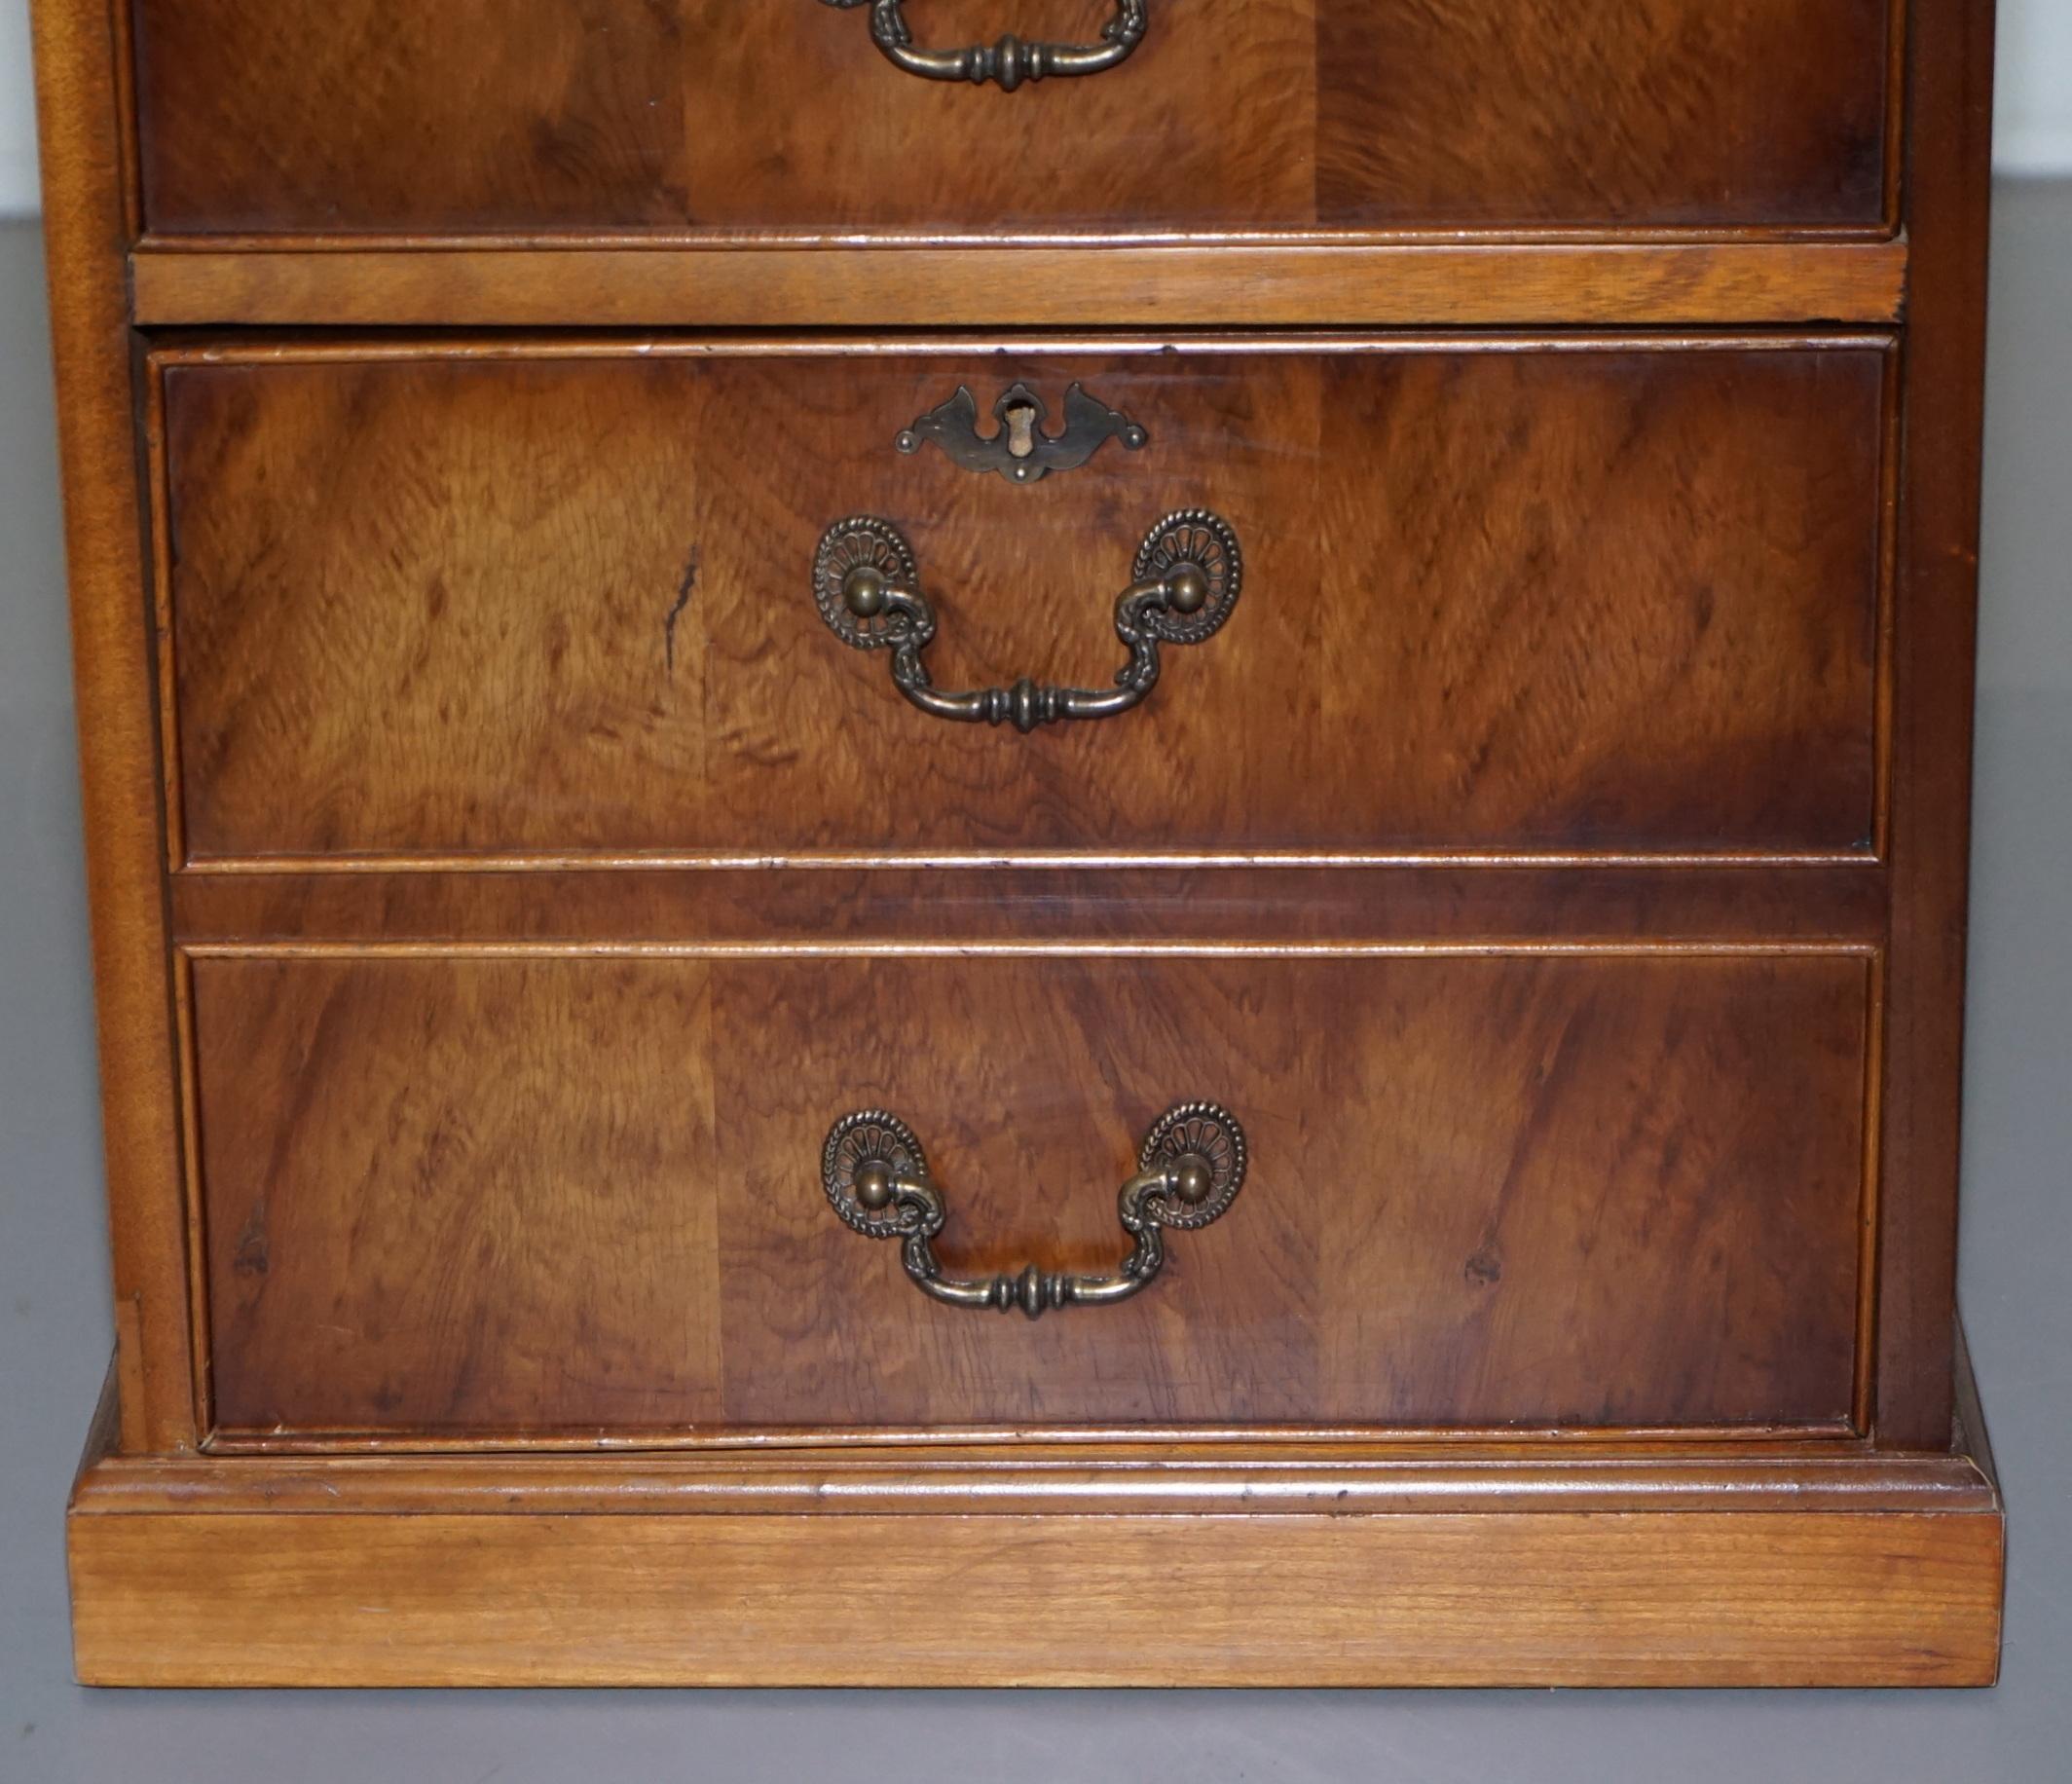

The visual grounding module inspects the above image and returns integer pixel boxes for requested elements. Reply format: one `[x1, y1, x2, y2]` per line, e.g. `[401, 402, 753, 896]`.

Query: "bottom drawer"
[188, 949, 1869, 1440]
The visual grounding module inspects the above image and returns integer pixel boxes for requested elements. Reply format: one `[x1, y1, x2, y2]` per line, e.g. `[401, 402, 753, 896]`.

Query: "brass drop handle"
[817, 0, 1149, 92]
[822, 1102, 1247, 1319]
[811, 509, 1242, 734]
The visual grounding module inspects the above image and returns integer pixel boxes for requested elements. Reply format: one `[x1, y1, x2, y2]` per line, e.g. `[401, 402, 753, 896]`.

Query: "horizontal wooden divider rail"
[130, 241, 1913, 330]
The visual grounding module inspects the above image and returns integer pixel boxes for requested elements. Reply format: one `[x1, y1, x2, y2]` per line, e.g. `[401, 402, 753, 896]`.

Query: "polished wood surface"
[127, 241, 1915, 331]
[30, 0, 198, 1452]
[66, 1357, 2006, 1688]
[166, 864, 1892, 946]
[1874, 0, 2000, 1449]
[158, 338, 1888, 866]
[190, 953, 722, 1434]
[86, 1437, 2006, 1513]
[190, 950, 1868, 1436]
[32, 0, 2007, 1691]
[130, 0, 1896, 238]
[71, 1511, 2002, 1689]
[1314, 1, 1896, 231]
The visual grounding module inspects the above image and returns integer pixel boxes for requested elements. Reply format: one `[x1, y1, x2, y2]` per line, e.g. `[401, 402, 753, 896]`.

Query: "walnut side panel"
[30, 0, 196, 1450]
[1872, 0, 1999, 1449]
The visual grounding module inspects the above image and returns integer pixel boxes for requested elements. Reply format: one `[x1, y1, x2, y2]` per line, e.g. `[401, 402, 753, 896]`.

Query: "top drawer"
[130, 1, 1899, 239]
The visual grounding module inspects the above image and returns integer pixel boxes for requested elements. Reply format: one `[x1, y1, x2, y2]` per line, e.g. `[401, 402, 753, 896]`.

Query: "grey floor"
[3, 186, 2068, 1783]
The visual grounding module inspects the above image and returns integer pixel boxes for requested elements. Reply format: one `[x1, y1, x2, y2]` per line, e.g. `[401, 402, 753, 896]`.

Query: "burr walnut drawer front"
[157, 337, 1890, 867]
[130, 1, 1897, 236]
[189, 948, 1870, 1441]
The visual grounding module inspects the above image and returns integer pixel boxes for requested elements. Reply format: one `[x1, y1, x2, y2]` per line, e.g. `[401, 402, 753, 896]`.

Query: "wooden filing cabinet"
[36, 0, 2004, 1685]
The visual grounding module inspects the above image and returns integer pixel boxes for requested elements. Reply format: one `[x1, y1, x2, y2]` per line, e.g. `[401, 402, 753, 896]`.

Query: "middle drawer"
[156, 335, 1889, 867]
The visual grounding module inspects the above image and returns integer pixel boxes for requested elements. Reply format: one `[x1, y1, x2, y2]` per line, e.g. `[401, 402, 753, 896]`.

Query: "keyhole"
[1004, 402, 1039, 461]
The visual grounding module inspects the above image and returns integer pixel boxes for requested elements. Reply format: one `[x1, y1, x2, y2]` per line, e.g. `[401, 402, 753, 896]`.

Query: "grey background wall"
[1992, 0, 2072, 168]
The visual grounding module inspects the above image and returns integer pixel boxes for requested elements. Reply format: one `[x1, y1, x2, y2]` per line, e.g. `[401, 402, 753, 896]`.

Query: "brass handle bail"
[817, 0, 1150, 92]
[812, 509, 1243, 735]
[822, 1103, 1248, 1319]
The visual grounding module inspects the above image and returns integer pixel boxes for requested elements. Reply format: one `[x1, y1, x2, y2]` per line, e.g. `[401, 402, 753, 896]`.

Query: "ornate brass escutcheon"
[816, 0, 1150, 92]
[822, 1102, 1248, 1319]
[896, 382, 1149, 485]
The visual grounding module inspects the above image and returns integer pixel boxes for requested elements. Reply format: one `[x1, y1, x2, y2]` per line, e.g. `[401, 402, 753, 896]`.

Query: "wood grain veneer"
[155, 338, 1889, 866]
[130, 0, 1898, 239]
[187, 949, 1868, 1437]
[71, 1509, 2000, 1689]
[164, 864, 1894, 942]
